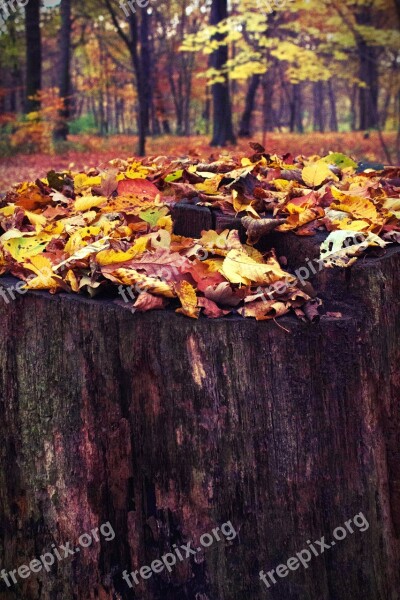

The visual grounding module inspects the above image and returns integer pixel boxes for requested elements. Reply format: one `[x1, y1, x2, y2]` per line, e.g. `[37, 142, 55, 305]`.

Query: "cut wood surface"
[0, 206, 399, 600]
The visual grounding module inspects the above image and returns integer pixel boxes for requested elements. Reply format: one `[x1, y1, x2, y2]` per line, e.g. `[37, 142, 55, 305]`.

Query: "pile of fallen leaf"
[0, 143, 399, 320]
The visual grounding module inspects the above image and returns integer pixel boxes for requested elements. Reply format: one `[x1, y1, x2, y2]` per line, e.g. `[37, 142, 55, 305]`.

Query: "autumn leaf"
[238, 299, 289, 321]
[1, 230, 53, 261]
[102, 267, 175, 298]
[277, 207, 324, 232]
[220, 249, 295, 286]
[117, 178, 159, 198]
[133, 292, 168, 312]
[73, 196, 106, 212]
[242, 216, 286, 244]
[23, 255, 63, 291]
[319, 230, 388, 268]
[199, 229, 243, 256]
[175, 280, 200, 319]
[302, 162, 337, 188]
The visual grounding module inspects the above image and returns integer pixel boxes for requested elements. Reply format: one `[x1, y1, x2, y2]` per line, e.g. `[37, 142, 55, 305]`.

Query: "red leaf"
[117, 179, 159, 198]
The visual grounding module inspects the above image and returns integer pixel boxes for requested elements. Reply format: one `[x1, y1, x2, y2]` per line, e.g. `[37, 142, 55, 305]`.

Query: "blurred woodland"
[0, 0, 399, 171]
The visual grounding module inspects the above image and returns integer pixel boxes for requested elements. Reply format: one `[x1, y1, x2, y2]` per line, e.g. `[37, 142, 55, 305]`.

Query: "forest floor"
[0, 131, 397, 191]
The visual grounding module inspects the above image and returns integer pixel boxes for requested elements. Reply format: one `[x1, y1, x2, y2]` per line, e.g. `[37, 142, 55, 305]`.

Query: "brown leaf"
[198, 297, 230, 318]
[133, 292, 167, 312]
[241, 216, 287, 245]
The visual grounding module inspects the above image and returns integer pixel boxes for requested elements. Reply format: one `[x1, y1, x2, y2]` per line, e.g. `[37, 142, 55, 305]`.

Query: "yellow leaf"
[23, 255, 62, 291]
[65, 269, 80, 292]
[175, 280, 200, 319]
[277, 207, 324, 231]
[73, 196, 106, 212]
[195, 175, 224, 195]
[96, 237, 149, 266]
[232, 190, 259, 217]
[1, 231, 53, 261]
[73, 174, 102, 194]
[273, 179, 292, 191]
[220, 249, 295, 286]
[64, 226, 102, 255]
[330, 190, 382, 223]
[0, 206, 15, 217]
[24, 210, 48, 231]
[0, 247, 6, 275]
[200, 229, 243, 256]
[102, 268, 175, 298]
[331, 218, 372, 232]
[125, 162, 150, 179]
[302, 162, 336, 187]
[156, 215, 173, 233]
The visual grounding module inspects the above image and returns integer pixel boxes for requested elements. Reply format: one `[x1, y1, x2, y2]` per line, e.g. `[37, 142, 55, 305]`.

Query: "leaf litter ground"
[0, 143, 399, 321]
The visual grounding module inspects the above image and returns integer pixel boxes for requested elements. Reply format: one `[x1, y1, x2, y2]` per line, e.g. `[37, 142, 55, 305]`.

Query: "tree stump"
[0, 206, 399, 600]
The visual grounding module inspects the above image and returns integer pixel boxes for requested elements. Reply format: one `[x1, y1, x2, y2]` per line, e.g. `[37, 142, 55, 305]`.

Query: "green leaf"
[320, 153, 357, 169]
[139, 207, 169, 227]
[165, 170, 184, 182]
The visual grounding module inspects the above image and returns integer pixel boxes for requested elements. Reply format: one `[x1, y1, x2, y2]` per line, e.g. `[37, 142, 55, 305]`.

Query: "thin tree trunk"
[356, 10, 379, 130]
[210, 0, 236, 146]
[289, 84, 303, 133]
[25, 0, 41, 113]
[55, 0, 72, 140]
[238, 74, 261, 138]
[313, 81, 325, 132]
[327, 80, 338, 132]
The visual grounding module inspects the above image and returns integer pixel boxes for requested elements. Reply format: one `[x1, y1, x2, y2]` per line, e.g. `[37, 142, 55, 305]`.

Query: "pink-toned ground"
[0, 132, 396, 191]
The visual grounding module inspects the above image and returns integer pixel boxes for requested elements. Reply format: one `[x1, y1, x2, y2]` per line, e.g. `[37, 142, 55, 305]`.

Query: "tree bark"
[210, 0, 236, 146]
[24, 0, 41, 113]
[0, 212, 400, 599]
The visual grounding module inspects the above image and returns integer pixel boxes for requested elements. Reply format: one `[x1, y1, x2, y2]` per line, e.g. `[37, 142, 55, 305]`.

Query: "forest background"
[0, 0, 399, 189]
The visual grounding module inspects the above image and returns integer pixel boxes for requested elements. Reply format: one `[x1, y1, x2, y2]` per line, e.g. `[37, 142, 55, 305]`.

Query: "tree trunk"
[327, 80, 338, 132]
[356, 9, 379, 130]
[289, 84, 303, 133]
[54, 0, 72, 141]
[210, 0, 236, 146]
[313, 81, 325, 132]
[24, 0, 41, 113]
[238, 74, 261, 138]
[0, 210, 400, 599]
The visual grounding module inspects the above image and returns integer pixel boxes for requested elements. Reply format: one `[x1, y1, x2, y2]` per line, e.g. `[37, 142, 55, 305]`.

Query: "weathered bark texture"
[0, 208, 399, 600]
